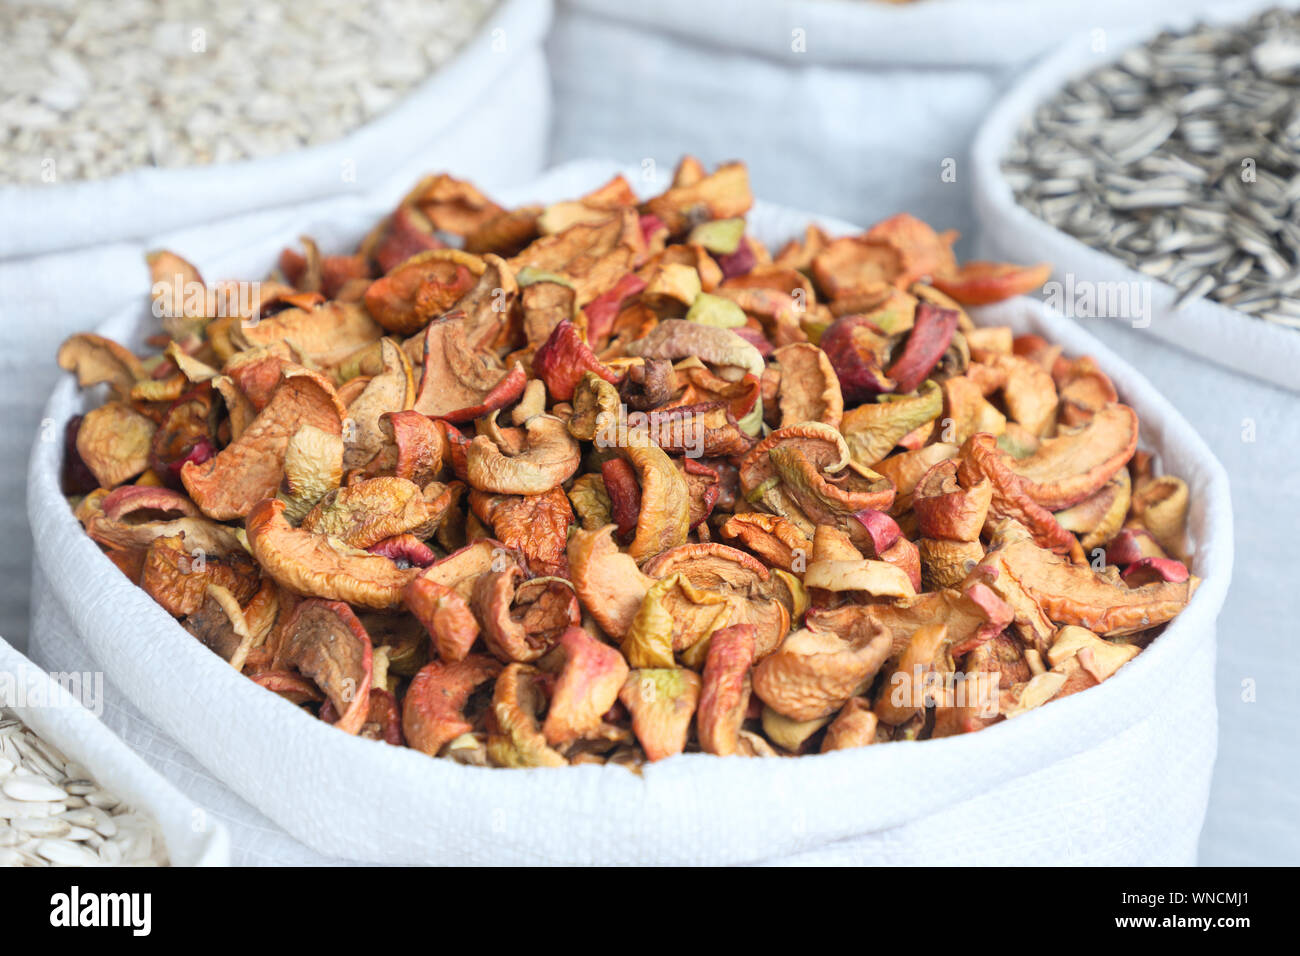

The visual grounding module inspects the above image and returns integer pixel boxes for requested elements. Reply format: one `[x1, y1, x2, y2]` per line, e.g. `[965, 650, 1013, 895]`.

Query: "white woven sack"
[548, 0, 1226, 253]
[0, 636, 230, 866]
[27, 160, 1232, 865]
[971, 0, 1300, 393]
[0, 0, 552, 650]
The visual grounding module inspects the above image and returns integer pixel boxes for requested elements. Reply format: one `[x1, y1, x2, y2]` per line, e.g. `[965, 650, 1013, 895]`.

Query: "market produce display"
[55, 158, 1197, 766]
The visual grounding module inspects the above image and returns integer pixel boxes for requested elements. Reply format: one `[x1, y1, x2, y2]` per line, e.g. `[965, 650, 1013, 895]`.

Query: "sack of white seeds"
[27, 160, 1232, 865]
[0, 636, 229, 866]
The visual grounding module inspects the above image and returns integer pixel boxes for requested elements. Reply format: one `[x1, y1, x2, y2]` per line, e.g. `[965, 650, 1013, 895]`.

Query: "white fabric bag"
[971, 0, 1300, 393]
[0, 0, 553, 649]
[0, 636, 230, 866]
[548, 0, 1227, 252]
[27, 160, 1232, 865]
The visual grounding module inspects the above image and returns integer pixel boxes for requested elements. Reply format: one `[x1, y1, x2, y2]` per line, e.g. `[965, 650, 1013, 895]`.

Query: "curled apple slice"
[931, 261, 1051, 306]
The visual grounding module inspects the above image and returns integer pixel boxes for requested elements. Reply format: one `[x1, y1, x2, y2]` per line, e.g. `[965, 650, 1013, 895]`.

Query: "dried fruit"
[753, 625, 891, 722]
[183, 367, 344, 520]
[280, 600, 374, 735]
[403, 655, 500, 756]
[75, 402, 156, 488]
[541, 627, 630, 747]
[620, 669, 701, 761]
[820, 698, 879, 752]
[771, 343, 843, 429]
[246, 498, 419, 609]
[886, 302, 959, 393]
[58, 159, 1200, 765]
[696, 623, 756, 756]
[465, 414, 581, 495]
[412, 317, 527, 422]
[931, 261, 1052, 305]
[487, 664, 566, 768]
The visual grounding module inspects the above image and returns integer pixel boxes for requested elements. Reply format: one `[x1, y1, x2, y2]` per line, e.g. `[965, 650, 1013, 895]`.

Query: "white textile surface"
[25, 162, 1232, 865]
[0, 0, 552, 650]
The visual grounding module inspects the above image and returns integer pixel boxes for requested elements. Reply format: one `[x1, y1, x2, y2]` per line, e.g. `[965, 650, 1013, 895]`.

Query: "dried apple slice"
[864, 213, 958, 286]
[913, 459, 993, 542]
[532, 319, 620, 402]
[643, 161, 752, 236]
[642, 542, 790, 661]
[806, 584, 1013, 660]
[618, 444, 690, 562]
[403, 655, 501, 756]
[236, 301, 383, 368]
[958, 433, 1081, 559]
[343, 338, 415, 470]
[771, 343, 843, 429]
[280, 599, 374, 735]
[412, 316, 527, 422]
[300, 477, 431, 549]
[410, 173, 505, 235]
[182, 367, 344, 520]
[812, 236, 904, 300]
[820, 698, 879, 752]
[873, 623, 949, 726]
[752, 625, 891, 722]
[886, 302, 959, 394]
[620, 669, 702, 762]
[817, 313, 896, 403]
[541, 627, 630, 748]
[623, 572, 731, 665]
[82, 486, 242, 557]
[487, 664, 567, 767]
[1003, 404, 1139, 510]
[566, 526, 652, 640]
[465, 414, 581, 495]
[930, 261, 1051, 305]
[472, 566, 579, 663]
[840, 381, 942, 468]
[990, 524, 1195, 636]
[718, 513, 813, 572]
[58, 333, 146, 398]
[246, 498, 419, 609]
[739, 422, 894, 538]
[75, 402, 156, 488]
[696, 623, 756, 756]
[404, 577, 480, 662]
[1054, 468, 1131, 552]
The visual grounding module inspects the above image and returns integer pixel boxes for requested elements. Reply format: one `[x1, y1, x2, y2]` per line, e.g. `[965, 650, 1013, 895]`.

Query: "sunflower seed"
[35, 839, 100, 866]
[1, 709, 168, 867]
[2, 776, 66, 803]
[1003, 6, 1300, 331]
[0, 0, 495, 184]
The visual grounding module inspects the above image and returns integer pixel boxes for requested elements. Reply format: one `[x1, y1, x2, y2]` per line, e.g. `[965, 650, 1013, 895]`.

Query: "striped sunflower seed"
[1003, 6, 1300, 330]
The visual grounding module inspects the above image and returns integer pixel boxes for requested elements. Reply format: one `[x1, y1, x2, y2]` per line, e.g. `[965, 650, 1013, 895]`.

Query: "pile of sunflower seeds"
[1004, 6, 1300, 329]
[0, 711, 168, 866]
[0, 0, 494, 185]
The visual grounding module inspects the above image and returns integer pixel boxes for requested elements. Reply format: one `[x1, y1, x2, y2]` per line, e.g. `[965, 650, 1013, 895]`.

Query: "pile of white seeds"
[0, 0, 494, 185]
[0, 711, 168, 867]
